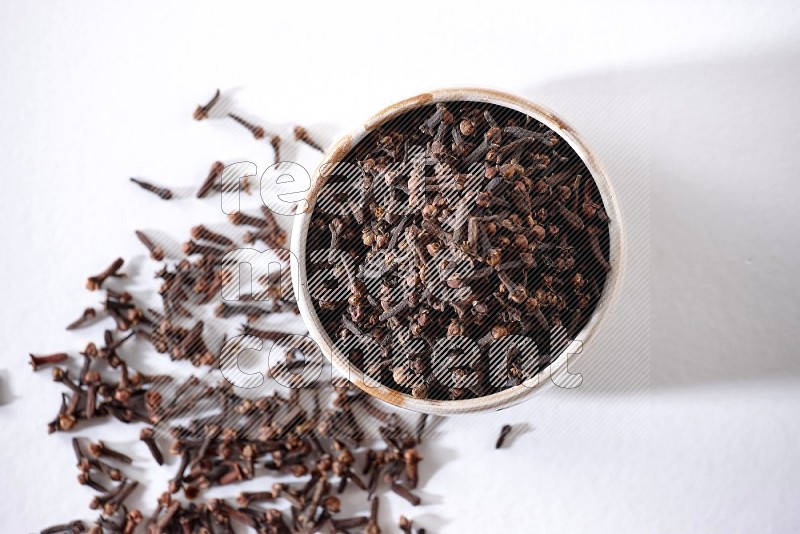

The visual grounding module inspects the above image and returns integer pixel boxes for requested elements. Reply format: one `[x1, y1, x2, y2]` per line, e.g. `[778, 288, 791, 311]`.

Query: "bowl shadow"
[522, 45, 800, 393]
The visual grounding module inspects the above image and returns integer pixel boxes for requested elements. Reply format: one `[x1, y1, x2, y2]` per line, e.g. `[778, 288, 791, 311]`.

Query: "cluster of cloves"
[40, 342, 430, 532]
[38, 335, 163, 531]
[36, 89, 432, 534]
[307, 101, 611, 401]
[42, 329, 168, 433]
[74, 437, 141, 525]
[140, 376, 426, 532]
[129, 208, 296, 367]
[233, 205, 291, 262]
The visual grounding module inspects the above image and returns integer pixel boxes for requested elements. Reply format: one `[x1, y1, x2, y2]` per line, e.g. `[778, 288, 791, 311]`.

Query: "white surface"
[1, 1, 800, 533]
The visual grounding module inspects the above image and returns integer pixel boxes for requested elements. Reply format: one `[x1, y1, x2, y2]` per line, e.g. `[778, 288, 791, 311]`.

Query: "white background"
[2, 1, 800, 533]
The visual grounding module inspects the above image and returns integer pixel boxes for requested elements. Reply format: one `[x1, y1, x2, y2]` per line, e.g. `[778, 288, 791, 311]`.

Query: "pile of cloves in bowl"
[305, 100, 611, 402]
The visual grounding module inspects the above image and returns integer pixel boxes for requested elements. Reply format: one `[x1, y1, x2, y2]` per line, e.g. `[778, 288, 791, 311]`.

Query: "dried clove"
[29, 352, 69, 371]
[196, 161, 226, 199]
[193, 89, 221, 120]
[495, 424, 513, 449]
[294, 125, 324, 152]
[86, 258, 125, 291]
[139, 427, 163, 465]
[135, 230, 165, 261]
[228, 113, 266, 140]
[129, 178, 173, 200]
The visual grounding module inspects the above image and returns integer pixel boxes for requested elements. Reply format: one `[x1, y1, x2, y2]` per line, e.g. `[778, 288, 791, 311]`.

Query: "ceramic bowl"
[290, 88, 623, 415]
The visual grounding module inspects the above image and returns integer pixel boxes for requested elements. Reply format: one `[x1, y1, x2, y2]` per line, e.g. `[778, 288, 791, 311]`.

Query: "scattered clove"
[86, 258, 125, 291]
[228, 113, 266, 140]
[129, 178, 173, 200]
[193, 89, 221, 121]
[294, 125, 324, 152]
[495, 424, 512, 449]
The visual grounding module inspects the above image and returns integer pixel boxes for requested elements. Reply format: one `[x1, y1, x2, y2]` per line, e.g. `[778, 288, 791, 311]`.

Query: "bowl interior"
[290, 88, 623, 415]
